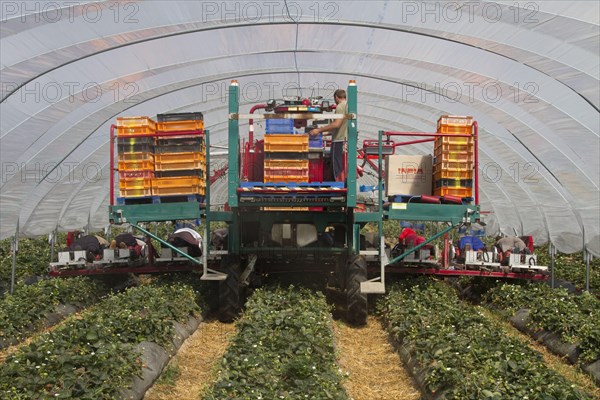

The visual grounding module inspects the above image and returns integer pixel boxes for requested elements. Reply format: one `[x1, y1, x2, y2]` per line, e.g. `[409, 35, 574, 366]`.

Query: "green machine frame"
[108, 80, 480, 291]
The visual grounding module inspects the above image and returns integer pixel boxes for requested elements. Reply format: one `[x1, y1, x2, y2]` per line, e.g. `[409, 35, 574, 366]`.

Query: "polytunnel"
[0, 0, 598, 257]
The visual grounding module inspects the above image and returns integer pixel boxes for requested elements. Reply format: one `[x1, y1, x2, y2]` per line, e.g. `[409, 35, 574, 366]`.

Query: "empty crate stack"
[153, 112, 206, 198]
[264, 119, 309, 183]
[116, 117, 156, 198]
[433, 115, 474, 198]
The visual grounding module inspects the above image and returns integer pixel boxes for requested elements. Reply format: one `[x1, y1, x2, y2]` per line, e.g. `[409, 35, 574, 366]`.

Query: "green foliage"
[378, 278, 592, 399]
[0, 283, 201, 399]
[483, 283, 600, 363]
[0, 236, 57, 287]
[206, 286, 348, 400]
[537, 245, 599, 294]
[0, 277, 104, 343]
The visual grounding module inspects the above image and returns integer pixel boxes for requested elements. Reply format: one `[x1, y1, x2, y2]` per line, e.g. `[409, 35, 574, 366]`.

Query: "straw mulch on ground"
[333, 318, 420, 400]
[144, 320, 236, 400]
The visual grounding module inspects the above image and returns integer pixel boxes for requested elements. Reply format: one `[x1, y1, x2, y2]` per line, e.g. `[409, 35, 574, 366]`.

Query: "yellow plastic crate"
[152, 176, 205, 196]
[157, 120, 204, 132]
[264, 134, 309, 152]
[119, 186, 152, 198]
[154, 152, 206, 171]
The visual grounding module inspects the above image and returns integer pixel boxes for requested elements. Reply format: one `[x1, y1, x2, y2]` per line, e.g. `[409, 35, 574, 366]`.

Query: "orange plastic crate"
[152, 176, 205, 196]
[434, 151, 475, 163]
[264, 134, 309, 152]
[118, 170, 154, 180]
[154, 152, 206, 171]
[264, 175, 309, 183]
[116, 116, 157, 128]
[437, 115, 473, 127]
[435, 161, 474, 170]
[119, 177, 152, 190]
[264, 159, 309, 169]
[116, 125, 156, 137]
[434, 141, 474, 154]
[157, 120, 204, 132]
[437, 125, 473, 135]
[118, 159, 154, 171]
[435, 135, 473, 144]
[117, 152, 154, 162]
[119, 176, 152, 198]
[434, 186, 473, 198]
[433, 168, 473, 180]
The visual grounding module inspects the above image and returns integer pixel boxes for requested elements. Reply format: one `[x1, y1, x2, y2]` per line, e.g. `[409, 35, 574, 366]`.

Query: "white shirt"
[174, 228, 203, 248]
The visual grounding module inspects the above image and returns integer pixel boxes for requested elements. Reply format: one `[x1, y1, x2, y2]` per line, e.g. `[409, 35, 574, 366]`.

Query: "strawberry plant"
[0, 283, 201, 399]
[378, 278, 592, 399]
[205, 286, 348, 400]
[537, 246, 599, 294]
[0, 277, 104, 346]
[483, 282, 600, 363]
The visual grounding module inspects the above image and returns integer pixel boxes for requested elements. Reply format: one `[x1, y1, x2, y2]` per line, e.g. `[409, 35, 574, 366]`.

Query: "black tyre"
[218, 256, 241, 323]
[346, 255, 368, 326]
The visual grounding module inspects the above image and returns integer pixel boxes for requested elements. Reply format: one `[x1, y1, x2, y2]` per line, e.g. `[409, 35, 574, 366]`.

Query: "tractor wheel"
[218, 256, 241, 323]
[346, 255, 368, 326]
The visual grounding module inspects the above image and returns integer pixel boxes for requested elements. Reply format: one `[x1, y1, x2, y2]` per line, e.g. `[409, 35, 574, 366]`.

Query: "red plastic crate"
[309, 156, 324, 182]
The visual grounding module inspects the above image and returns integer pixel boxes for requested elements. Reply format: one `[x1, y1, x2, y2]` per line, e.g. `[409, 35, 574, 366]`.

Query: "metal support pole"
[10, 220, 19, 294]
[346, 80, 358, 207]
[228, 81, 240, 208]
[50, 228, 57, 263]
[550, 243, 555, 288]
[585, 249, 590, 292]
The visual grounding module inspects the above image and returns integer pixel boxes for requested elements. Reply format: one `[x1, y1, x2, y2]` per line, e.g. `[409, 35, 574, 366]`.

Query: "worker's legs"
[332, 141, 345, 182]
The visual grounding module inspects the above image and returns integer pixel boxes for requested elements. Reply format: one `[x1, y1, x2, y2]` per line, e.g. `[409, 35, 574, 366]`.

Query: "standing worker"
[309, 89, 349, 182]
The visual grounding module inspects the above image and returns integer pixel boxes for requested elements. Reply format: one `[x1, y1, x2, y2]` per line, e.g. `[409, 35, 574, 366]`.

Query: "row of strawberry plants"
[378, 278, 593, 400]
[205, 286, 348, 400]
[537, 247, 599, 294]
[0, 283, 201, 399]
[0, 277, 105, 348]
[481, 282, 600, 369]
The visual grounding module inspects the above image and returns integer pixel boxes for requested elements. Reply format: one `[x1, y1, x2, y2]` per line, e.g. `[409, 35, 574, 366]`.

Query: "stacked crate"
[153, 112, 206, 197]
[264, 119, 309, 183]
[116, 117, 156, 198]
[433, 115, 474, 198]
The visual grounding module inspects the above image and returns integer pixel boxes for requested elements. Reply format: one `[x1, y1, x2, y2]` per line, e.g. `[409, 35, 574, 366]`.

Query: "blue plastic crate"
[309, 133, 323, 148]
[266, 119, 294, 134]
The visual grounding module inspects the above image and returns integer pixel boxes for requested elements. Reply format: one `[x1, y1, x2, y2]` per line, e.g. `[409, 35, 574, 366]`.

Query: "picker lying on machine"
[388, 229, 548, 276]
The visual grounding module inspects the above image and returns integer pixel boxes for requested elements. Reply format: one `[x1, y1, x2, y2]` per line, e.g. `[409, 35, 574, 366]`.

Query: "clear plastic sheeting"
[0, 1, 598, 256]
